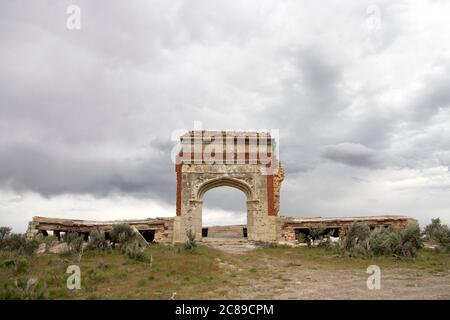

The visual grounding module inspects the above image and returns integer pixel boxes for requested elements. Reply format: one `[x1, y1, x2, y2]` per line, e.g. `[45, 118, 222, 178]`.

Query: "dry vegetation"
[0, 242, 449, 300]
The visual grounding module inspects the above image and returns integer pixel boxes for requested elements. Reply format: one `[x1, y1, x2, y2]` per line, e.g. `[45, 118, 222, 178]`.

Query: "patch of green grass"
[117, 269, 129, 279]
[48, 288, 70, 299]
[136, 278, 147, 287]
[85, 268, 106, 284]
[165, 270, 176, 277]
[86, 293, 100, 300]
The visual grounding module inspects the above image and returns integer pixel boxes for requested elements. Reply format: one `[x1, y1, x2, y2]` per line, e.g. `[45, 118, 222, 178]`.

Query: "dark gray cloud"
[322, 143, 382, 168]
[410, 69, 450, 122]
[0, 141, 175, 201]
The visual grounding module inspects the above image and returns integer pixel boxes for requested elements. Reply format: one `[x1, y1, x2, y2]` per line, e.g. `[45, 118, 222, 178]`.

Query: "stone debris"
[35, 243, 46, 255]
[48, 242, 70, 254]
[25, 278, 38, 293]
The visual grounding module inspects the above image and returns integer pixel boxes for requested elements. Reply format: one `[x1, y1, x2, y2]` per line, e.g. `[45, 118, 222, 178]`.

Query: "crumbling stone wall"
[26, 216, 175, 244]
[277, 216, 418, 242]
[273, 163, 284, 216]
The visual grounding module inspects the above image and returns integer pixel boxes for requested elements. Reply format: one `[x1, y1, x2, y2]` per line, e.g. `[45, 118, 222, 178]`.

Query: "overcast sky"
[1, 0, 450, 232]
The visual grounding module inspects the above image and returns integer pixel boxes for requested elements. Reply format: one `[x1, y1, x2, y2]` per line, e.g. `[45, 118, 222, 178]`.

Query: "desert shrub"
[0, 278, 48, 300]
[111, 224, 134, 248]
[14, 257, 29, 274]
[36, 234, 58, 248]
[87, 229, 111, 252]
[309, 224, 326, 240]
[2, 257, 29, 274]
[24, 239, 39, 256]
[3, 234, 26, 252]
[296, 233, 306, 243]
[424, 218, 450, 251]
[0, 227, 12, 249]
[335, 223, 423, 258]
[126, 244, 150, 263]
[96, 260, 109, 270]
[317, 231, 336, 248]
[65, 232, 84, 254]
[3, 234, 39, 256]
[184, 230, 197, 252]
[302, 224, 327, 247]
[344, 222, 370, 251]
[394, 224, 423, 257]
[368, 227, 394, 256]
[85, 268, 106, 283]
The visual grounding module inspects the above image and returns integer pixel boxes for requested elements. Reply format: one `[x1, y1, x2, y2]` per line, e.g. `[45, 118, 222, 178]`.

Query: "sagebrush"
[424, 218, 450, 251]
[87, 229, 111, 252]
[110, 224, 134, 249]
[333, 222, 423, 257]
[65, 232, 84, 254]
[184, 230, 197, 251]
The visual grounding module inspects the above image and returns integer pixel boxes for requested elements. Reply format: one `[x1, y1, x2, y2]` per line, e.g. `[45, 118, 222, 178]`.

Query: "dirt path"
[201, 238, 258, 254]
[230, 268, 450, 299]
[204, 240, 450, 299]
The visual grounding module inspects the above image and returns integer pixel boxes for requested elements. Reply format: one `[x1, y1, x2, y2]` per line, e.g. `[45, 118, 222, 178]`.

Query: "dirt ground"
[204, 239, 450, 300]
[1, 240, 448, 300]
[232, 268, 450, 299]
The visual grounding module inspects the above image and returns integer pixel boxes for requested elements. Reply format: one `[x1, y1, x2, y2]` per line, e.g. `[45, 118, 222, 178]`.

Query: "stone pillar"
[182, 199, 203, 241]
[25, 220, 39, 239]
[246, 200, 258, 241]
[172, 216, 183, 243]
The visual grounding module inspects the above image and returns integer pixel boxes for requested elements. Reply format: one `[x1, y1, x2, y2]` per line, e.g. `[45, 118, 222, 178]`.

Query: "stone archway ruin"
[26, 130, 417, 245]
[174, 131, 284, 242]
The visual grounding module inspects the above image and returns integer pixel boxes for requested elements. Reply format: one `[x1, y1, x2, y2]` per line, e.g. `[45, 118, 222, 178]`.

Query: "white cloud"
[0, 191, 175, 233]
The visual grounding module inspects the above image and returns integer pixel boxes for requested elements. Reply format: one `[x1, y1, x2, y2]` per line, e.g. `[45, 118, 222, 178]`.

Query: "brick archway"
[174, 131, 284, 242]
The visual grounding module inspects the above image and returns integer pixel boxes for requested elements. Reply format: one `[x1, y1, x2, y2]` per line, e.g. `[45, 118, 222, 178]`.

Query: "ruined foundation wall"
[27, 214, 418, 244]
[277, 215, 418, 242]
[26, 216, 176, 243]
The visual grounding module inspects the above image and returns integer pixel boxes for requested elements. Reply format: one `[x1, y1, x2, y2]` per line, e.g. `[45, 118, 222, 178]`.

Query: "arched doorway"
[174, 131, 284, 242]
[201, 186, 247, 239]
[179, 175, 267, 241]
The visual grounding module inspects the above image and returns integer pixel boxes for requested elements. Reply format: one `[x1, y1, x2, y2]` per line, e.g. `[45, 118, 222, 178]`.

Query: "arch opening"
[196, 177, 253, 201]
[201, 186, 248, 239]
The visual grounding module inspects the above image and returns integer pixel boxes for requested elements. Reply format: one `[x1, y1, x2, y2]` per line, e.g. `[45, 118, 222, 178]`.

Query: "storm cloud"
[1, 0, 450, 231]
[322, 143, 383, 168]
